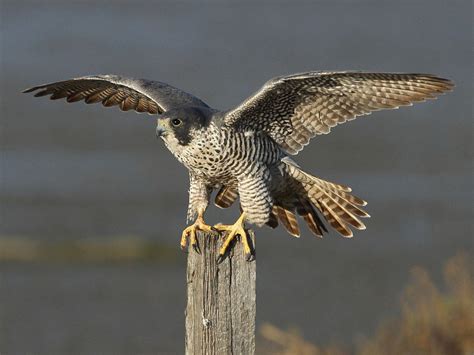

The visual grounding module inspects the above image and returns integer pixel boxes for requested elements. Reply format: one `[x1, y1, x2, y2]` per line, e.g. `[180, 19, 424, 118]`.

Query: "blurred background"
[1, 0, 472, 354]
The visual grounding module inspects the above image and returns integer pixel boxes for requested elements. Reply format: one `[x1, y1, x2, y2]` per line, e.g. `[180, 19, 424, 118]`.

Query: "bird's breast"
[178, 127, 284, 183]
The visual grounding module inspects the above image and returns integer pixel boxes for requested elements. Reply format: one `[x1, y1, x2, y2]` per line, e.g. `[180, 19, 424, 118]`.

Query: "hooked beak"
[156, 122, 167, 138]
[156, 126, 165, 138]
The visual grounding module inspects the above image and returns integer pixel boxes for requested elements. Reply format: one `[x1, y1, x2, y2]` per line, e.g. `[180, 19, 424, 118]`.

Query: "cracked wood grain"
[185, 230, 256, 355]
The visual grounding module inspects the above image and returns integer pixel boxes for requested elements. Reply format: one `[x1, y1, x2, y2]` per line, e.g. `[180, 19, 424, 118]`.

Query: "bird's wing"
[223, 71, 453, 154]
[23, 74, 209, 115]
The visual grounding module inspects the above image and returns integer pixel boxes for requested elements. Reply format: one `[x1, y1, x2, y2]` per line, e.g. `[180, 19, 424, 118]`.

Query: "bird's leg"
[180, 208, 215, 253]
[214, 212, 253, 262]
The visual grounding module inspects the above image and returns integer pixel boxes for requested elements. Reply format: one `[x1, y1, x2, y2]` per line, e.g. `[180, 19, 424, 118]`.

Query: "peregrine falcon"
[24, 72, 453, 260]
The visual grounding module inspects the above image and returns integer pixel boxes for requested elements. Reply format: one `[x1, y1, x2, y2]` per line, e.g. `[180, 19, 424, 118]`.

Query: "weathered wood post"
[185, 230, 256, 354]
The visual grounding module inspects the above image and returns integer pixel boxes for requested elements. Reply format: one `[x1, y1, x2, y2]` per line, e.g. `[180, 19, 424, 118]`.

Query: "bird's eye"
[171, 118, 182, 127]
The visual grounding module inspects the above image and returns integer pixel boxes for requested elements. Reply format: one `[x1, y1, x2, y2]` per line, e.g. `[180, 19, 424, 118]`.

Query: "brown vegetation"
[260, 254, 474, 355]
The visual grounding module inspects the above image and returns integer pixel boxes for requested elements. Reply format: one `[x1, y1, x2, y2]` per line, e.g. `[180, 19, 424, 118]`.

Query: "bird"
[23, 71, 453, 261]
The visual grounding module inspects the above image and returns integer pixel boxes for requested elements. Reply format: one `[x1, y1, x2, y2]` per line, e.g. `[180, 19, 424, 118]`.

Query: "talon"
[192, 241, 201, 254]
[214, 213, 254, 260]
[216, 254, 226, 264]
[245, 251, 254, 262]
[180, 228, 191, 250]
[180, 210, 214, 254]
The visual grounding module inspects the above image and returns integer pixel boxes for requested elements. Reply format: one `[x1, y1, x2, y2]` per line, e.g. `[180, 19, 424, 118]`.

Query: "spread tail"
[214, 159, 370, 238]
[283, 159, 369, 238]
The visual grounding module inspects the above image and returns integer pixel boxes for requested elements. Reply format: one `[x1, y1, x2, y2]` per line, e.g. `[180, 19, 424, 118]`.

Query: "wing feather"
[23, 74, 209, 115]
[224, 72, 453, 154]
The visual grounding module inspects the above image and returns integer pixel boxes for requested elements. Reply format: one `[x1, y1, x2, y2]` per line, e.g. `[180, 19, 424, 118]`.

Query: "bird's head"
[156, 106, 212, 153]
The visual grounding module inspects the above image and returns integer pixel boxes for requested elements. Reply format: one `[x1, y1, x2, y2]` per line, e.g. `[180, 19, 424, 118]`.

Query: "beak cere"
[156, 127, 162, 137]
[156, 118, 170, 138]
[156, 126, 165, 138]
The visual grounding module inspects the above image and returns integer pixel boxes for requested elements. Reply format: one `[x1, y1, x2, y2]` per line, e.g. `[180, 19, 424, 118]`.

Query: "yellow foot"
[180, 216, 215, 254]
[214, 212, 253, 263]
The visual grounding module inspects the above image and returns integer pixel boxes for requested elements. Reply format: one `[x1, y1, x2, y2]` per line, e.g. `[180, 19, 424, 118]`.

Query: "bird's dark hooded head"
[156, 106, 212, 152]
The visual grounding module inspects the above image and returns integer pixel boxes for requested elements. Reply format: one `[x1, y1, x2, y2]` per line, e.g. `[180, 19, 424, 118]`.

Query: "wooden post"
[185, 230, 256, 355]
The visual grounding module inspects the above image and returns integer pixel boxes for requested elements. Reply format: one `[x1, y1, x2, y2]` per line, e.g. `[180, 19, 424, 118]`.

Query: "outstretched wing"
[224, 72, 453, 154]
[23, 74, 209, 114]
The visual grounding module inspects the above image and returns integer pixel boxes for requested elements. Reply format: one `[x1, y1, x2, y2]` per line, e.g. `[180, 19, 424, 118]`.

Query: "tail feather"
[283, 159, 370, 238]
[314, 178, 367, 207]
[317, 179, 353, 193]
[308, 186, 367, 230]
[266, 210, 279, 229]
[314, 184, 369, 218]
[213, 160, 370, 239]
[302, 212, 323, 237]
[215, 186, 238, 209]
[296, 198, 327, 237]
[273, 205, 300, 237]
[317, 199, 354, 237]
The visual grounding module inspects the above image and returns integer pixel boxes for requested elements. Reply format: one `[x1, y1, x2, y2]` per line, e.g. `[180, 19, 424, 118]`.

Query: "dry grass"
[0, 236, 179, 263]
[260, 253, 474, 355]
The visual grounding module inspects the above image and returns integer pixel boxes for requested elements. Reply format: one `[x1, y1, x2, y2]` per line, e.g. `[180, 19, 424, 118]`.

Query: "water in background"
[1, 1, 472, 353]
